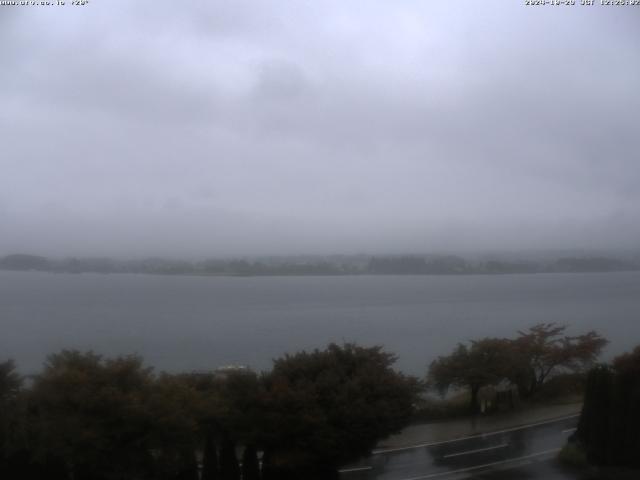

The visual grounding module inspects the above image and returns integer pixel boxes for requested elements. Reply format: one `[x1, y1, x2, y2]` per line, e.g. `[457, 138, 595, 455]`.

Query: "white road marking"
[372, 414, 579, 455]
[562, 428, 577, 434]
[338, 466, 373, 473]
[398, 448, 561, 480]
[442, 443, 509, 459]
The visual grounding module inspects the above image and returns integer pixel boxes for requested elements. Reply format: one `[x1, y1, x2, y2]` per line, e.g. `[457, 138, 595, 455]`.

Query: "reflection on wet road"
[340, 415, 579, 480]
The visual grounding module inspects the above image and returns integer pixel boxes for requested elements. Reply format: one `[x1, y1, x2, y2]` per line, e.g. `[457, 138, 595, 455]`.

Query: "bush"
[575, 347, 640, 468]
[558, 444, 588, 469]
[533, 373, 586, 403]
[412, 393, 470, 422]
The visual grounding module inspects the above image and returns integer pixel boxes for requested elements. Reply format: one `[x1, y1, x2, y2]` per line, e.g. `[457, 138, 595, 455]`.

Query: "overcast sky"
[1, 1, 639, 258]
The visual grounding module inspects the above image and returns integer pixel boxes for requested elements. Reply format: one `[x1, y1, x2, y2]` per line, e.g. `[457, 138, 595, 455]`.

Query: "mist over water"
[1, 1, 640, 258]
[3, 270, 639, 375]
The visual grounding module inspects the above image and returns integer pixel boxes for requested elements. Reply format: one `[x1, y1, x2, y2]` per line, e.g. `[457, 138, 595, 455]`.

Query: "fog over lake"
[2, 2, 640, 258]
[3, 270, 639, 375]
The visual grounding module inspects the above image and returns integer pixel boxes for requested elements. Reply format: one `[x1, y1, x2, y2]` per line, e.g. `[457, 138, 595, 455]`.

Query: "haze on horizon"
[1, 1, 639, 258]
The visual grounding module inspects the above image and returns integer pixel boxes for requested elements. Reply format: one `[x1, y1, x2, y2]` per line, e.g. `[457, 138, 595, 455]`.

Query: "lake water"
[1, 271, 639, 375]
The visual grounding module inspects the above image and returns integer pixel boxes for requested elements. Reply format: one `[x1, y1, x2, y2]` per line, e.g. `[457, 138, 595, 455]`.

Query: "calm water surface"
[1, 271, 639, 375]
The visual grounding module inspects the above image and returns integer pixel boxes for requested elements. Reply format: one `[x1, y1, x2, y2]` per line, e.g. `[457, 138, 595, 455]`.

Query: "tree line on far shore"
[2, 253, 638, 277]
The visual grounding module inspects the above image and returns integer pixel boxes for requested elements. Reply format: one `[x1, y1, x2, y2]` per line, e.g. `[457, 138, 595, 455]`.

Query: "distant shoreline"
[2, 252, 639, 278]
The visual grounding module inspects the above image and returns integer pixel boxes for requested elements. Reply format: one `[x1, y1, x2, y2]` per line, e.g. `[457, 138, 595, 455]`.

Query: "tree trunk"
[219, 437, 239, 480]
[527, 376, 539, 399]
[260, 450, 274, 480]
[201, 434, 219, 480]
[241, 445, 260, 480]
[470, 385, 480, 415]
[174, 450, 199, 480]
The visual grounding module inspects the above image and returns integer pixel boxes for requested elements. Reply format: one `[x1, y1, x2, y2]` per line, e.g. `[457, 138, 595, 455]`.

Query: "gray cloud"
[2, 0, 639, 257]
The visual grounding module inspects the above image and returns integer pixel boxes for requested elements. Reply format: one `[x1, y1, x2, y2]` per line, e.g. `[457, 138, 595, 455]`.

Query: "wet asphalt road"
[339, 415, 581, 480]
